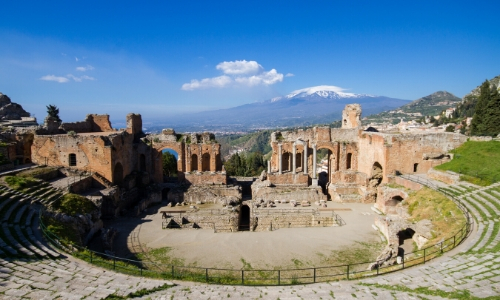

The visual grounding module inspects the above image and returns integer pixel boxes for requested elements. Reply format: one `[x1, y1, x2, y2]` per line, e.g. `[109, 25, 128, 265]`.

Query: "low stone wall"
[390, 176, 423, 191]
[252, 185, 326, 202]
[167, 211, 239, 232]
[267, 173, 309, 185]
[254, 214, 335, 232]
[184, 172, 227, 185]
[69, 176, 94, 194]
[134, 190, 162, 216]
[427, 168, 459, 185]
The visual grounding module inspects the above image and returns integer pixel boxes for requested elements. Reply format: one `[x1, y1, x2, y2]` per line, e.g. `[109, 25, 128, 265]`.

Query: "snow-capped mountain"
[271, 85, 375, 102]
[163, 85, 410, 131]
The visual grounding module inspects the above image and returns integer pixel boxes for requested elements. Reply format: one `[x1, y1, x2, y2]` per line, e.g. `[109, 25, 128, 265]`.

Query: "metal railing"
[38, 176, 472, 286]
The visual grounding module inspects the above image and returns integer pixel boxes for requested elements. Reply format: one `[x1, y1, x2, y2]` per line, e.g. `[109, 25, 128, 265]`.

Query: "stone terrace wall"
[184, 172, 227, 185]
[254, 214, 335, 231]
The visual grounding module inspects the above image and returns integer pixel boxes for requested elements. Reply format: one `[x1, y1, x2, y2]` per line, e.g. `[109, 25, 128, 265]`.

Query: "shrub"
[55, 193, 97, 215]
[4, 176, 38, 190]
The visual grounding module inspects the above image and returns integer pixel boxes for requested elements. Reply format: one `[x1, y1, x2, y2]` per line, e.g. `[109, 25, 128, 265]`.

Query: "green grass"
[102, 283, 173, 299]
[435, 141, 500, 186]
[4, 176, 39, 190]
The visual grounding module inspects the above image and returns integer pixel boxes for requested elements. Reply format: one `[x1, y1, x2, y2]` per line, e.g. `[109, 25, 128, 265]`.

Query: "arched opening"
[317, 148, 333, 197]
[397, 228, 416, 258]
[413, 163, 419, 173]
[369, 162, 383, 202]
[346, 153, 352, 170]
[238, 205, 250, 231]
[385, 195, 404, 214]
[191, 154, 198, 171]
[162, 148, 179, 182]
[139, 154, 146, 172]
[69, 153, 77, 166]
[113, 162, 123, 185]
[202, 153, 210, 171]
[282, 152, 290, 172]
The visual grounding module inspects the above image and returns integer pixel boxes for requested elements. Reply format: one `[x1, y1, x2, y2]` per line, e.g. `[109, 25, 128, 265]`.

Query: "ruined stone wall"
[31, 134, 115, 181]
[391, 176, 423, 191]
[266, 173, 308, 185]
[383, 133, 466, 177]
[427, 169, 460, 185]
[61, 114, 113, 133]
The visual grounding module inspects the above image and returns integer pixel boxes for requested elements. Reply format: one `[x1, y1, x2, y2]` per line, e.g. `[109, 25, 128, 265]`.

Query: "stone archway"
[191, 154, 198, 171]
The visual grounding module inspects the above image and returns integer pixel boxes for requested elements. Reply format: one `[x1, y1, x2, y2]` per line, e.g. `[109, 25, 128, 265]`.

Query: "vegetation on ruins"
[4, 175, 39, 190]
[455, 75, 500, 120]
[405, 187, 466, 245]
[435, 141, 500, 185]
[162, 151, 177, 177]
[51, 193, 97, 215]
[223, 152, 266, 177]
[46, 104, 61, 122]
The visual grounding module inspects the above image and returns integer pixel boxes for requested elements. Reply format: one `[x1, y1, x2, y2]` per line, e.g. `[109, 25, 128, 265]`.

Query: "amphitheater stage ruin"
[106, 202, 383, 269]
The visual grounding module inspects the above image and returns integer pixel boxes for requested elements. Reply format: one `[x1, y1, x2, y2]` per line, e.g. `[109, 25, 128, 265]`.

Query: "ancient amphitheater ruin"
[1, 103, 499, 299]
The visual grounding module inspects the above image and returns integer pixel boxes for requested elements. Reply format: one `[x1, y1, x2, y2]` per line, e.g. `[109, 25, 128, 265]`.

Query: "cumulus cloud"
[76, 65, 94, 72]
[182, 60, 284, 90]
[234, 69, 283, 86]
[181, 75, 232, 91]
[216, 60, 262, 75]
[40, 75, 69, 83]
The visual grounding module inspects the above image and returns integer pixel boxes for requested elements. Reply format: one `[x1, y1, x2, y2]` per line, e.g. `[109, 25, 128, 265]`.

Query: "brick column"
[292, 142, 296, 174]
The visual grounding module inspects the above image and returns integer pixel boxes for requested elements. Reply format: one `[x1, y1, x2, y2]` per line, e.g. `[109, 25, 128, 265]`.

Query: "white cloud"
[216, 60, 262, 75]
[67, 74, 95, 82]
[181, 75, 232, 90]
[76, 65, 94, 72]
[40, 75, 69, 83]
[75, 57, 79, 61]
[235, 69, 283, 86]
[285, 73, 294, 77]
[183, 60, 285, 90]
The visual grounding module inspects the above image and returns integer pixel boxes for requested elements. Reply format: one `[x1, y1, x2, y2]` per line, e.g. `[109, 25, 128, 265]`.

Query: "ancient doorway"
[346, 153, 352, 170]
[202, 153, 210, 171]
[191, 154, 198, 171]
[162, 149, 179, 182]
[413, 163, 419, 173]
[239, 205, 250, 231]
[317, 148, 333, 196]
[296, 152, 302, 171]
[113, 163, 123, 185]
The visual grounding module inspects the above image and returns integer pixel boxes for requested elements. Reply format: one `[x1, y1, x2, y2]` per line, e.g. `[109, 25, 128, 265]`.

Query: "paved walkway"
[2, 176, 500, 299]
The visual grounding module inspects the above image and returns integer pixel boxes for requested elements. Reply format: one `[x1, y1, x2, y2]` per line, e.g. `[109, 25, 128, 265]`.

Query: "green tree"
[162, 151, 177, 177]
[445, 125, 455, 132]
[470, 80, 491, 136]
[46, 104, 62, 122]
[482, 84, 500, 136]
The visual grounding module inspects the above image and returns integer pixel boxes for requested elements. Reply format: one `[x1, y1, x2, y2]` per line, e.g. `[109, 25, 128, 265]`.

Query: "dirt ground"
[107, 202, 385, 269]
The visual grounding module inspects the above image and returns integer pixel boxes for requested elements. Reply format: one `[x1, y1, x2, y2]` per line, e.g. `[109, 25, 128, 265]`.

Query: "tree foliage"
[224, 152, 266, 177]
[162, 151, 177, 177]
[46, 104, 62, 122]
[470, 81, 500, 136]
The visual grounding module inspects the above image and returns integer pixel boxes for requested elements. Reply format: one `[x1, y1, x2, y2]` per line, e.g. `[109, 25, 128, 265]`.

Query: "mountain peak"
[271, 85, 375, 102]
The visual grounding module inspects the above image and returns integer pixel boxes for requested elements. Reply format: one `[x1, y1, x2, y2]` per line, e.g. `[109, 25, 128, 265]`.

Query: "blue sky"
[0, 1, 499, 123]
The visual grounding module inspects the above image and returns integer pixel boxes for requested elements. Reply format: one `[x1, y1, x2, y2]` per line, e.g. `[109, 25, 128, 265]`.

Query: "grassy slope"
[435, 141, 500, 185]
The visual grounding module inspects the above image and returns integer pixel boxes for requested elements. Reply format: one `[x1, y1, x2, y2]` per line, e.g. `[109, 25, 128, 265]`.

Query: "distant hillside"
[218, 130, 273, 158]
[455, 75, 500, 118]
[364, 91, 461, 124]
